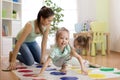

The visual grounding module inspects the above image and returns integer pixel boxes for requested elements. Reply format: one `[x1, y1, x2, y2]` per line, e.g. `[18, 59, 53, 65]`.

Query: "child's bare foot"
[89, 63, 101, 68]
[60, 64, 67, 73]
[60, 68, 67, 73]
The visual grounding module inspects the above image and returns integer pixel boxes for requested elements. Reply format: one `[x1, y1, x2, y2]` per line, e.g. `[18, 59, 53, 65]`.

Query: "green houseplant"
[44, 0, 64, 34]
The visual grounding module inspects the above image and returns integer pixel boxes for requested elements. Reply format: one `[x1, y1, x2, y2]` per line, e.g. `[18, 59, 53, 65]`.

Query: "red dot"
[32, 79, 46, 80]
[18, 69, 33, 72]
[23, 73, 34, 77]
[16, 66, 27, 69]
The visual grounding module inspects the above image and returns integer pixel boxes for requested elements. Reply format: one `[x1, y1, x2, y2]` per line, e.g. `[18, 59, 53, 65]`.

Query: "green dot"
[114, 72, 120, 74]
[100, 67, 114, 71]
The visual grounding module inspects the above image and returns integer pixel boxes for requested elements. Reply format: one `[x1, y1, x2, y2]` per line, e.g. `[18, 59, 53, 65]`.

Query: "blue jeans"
[16, 41, 41, 66]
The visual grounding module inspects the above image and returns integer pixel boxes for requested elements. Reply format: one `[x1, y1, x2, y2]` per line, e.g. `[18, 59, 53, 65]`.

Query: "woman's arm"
[41, 26, 50, 64]
[8, 22, 32, 70]
[39, 56, 51, 74]
[32, 56, 51, 77]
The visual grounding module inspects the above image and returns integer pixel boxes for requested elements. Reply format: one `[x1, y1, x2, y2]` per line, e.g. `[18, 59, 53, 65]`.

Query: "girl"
[74, 35, 101, 68]
[34, 27, 88, 76]
[8, 6, 54, 70]
[74, 35, 91, 55]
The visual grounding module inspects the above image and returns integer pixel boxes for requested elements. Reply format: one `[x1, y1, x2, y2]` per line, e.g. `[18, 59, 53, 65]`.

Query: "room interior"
[0, 0, 120, 80]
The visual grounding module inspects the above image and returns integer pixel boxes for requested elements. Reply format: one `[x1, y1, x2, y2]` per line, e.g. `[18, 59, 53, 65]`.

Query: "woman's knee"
[25, 60, 34, 66]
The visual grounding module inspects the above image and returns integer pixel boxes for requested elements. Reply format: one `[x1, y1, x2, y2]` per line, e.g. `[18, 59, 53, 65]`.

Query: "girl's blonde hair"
[55, 27, 69, 43]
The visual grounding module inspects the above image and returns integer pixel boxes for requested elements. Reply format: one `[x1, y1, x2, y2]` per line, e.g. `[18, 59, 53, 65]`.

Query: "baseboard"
[110, 50, 120, 54]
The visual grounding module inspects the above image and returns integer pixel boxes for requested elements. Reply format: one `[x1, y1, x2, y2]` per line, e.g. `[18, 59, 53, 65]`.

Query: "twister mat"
[12, 63, 120, 80]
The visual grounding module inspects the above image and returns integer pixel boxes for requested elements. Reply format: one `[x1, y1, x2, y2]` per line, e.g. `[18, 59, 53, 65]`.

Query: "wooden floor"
[82, 51, 120, 69]
[0, 51, 120, 80]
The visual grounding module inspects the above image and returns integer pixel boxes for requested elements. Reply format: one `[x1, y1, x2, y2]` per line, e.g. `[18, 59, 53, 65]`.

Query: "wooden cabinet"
[0, 0, 22, 56]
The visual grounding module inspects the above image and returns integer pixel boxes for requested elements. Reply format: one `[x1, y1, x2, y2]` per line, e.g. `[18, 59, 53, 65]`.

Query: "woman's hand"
[7, 61, 16, 70]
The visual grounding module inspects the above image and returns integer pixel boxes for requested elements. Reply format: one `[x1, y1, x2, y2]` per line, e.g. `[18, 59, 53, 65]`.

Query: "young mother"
[8, 6, 54, 70]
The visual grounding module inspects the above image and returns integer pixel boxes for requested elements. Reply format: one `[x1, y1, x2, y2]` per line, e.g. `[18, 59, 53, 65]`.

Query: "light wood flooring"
[0, 51, 120, 80]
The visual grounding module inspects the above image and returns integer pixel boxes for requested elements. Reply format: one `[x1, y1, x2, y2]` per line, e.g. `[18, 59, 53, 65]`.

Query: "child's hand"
[81, 68, 88, 75]
[32, 73, 43, 77]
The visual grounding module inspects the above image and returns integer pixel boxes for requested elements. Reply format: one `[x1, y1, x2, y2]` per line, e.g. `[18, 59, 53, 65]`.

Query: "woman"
[8, 6, 54, 70]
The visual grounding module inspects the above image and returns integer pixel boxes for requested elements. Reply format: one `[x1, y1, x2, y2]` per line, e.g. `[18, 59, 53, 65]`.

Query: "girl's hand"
[81, 68, 88, 75]
[7, 61, 16, 70]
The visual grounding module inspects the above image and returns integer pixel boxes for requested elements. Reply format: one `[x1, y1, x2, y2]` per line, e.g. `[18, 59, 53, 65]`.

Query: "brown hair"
[36, 6, 54, 34]
[75, 35, 89, 48]
[55, 27, 69, 43]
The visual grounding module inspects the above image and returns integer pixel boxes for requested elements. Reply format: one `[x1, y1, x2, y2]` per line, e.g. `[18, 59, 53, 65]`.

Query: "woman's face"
[41, 16, 54, 26]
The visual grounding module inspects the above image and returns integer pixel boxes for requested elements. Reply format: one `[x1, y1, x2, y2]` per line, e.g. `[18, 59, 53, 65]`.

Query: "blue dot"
[36, 65, 43, 68]
[50, 72, 66, 75]
[60, 76, 78, 80]
[46, 68, 56, 71]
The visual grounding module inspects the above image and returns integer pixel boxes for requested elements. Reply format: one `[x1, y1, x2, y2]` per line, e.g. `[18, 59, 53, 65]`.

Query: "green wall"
[95, 0, 109, 50]
[96, 0, 109, 32]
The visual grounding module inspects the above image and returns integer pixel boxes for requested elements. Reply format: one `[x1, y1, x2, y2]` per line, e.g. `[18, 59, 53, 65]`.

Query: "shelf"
[2, 0, 12, 3]
[2, 37, 13, 56]
[13, 4, 21, 20]
[13, 0, 21, 3]
[2, 1, 12, 19]
[13, 1, 21, 4]
[1, 0, 22, 56]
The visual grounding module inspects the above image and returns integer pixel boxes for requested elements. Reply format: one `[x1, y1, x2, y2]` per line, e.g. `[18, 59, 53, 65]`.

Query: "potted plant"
[44, 0, 64, 34]
[12, 10, 17, 19]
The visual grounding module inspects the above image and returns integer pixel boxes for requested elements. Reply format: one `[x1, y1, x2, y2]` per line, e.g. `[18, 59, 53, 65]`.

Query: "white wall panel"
[110, 0, 120, 52]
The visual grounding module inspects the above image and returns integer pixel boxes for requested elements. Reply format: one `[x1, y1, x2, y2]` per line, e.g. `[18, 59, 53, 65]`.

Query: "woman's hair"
[75, 35, 89, 48]
[55, 27, 69, 43]
[37, 6, 54, 34]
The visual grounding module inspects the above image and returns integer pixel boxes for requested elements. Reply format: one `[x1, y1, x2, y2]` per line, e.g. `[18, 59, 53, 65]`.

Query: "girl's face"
[57, 31, 69, 48]
[41, 16, 54, 26]
[74, 40, 82, 50]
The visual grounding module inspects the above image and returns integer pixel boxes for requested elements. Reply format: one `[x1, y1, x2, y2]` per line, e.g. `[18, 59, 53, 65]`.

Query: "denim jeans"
[16, 41, 41, 66]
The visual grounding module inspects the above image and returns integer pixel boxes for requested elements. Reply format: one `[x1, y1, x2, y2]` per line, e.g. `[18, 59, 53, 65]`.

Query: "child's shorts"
[68, 57, 89, 68]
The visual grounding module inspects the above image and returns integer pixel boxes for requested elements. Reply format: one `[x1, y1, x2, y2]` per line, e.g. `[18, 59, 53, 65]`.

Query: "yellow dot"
[77, 70, 91, 74]
[71, 66, 80, 69]
[88, 74, 106, 79]
[76, 70, 82, 73]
